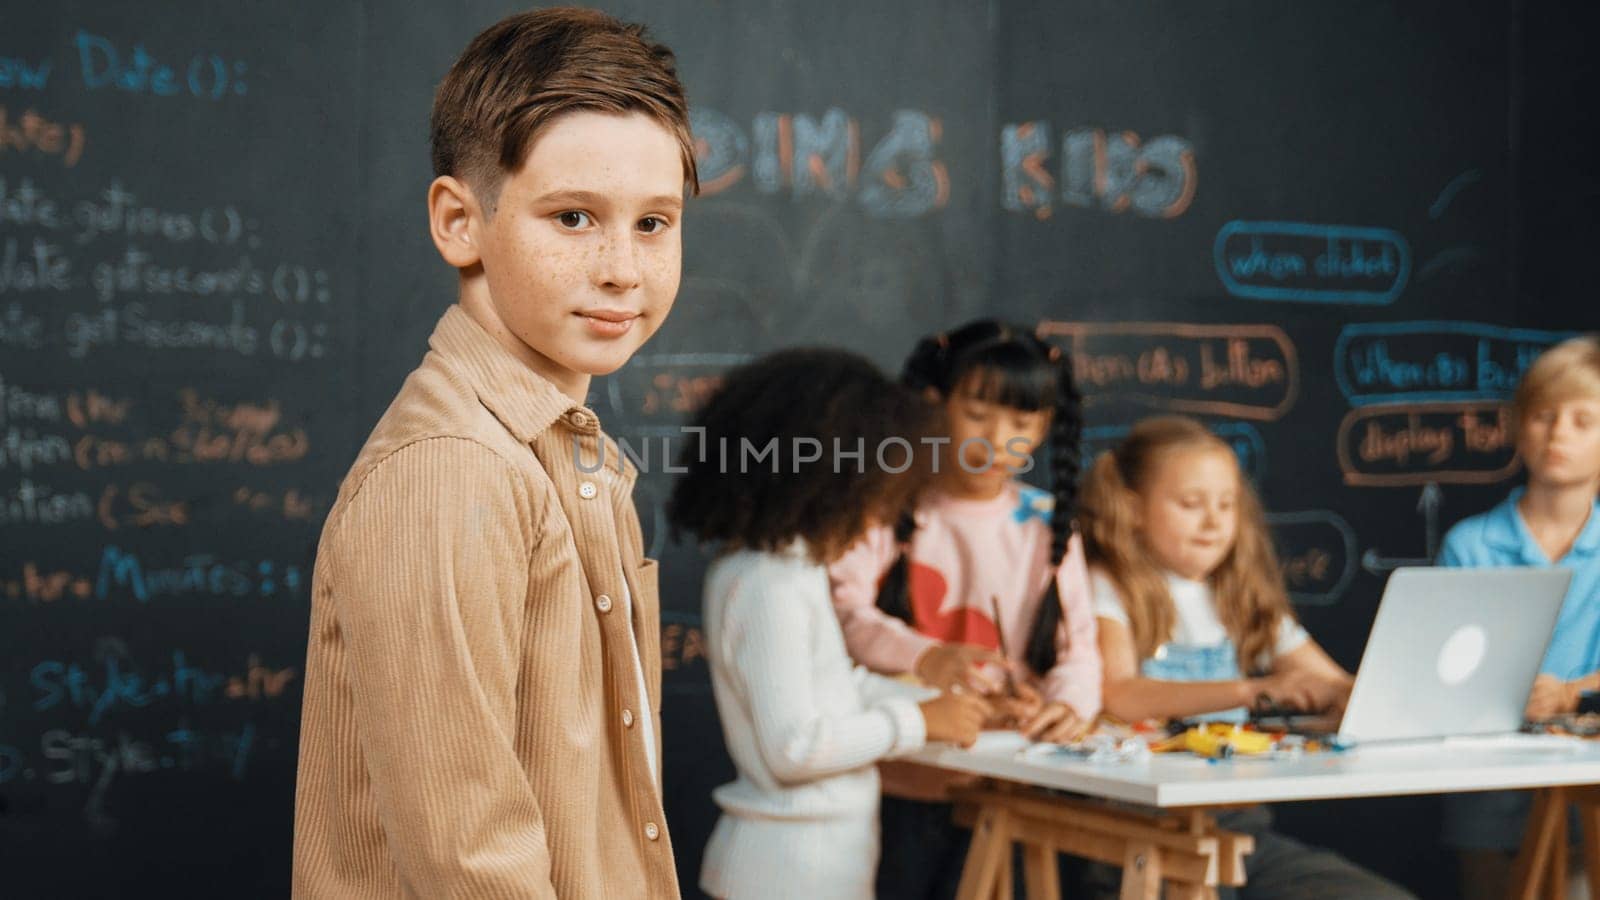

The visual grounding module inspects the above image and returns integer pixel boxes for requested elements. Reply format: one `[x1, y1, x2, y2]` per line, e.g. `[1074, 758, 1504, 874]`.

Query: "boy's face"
[457, 110, 685, 396]
[1520, 398, 1600, 490]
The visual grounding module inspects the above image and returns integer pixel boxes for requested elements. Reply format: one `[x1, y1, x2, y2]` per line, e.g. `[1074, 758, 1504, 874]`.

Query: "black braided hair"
[872, 320, 1085, 676]
[1021, 349, 1083, 674]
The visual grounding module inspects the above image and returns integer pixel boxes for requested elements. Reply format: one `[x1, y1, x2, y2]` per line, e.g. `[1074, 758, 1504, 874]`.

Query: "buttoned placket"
[550, 415, 672, 874]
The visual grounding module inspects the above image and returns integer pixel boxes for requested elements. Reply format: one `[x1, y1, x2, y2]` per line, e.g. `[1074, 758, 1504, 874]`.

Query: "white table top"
[906, 732, 1600, 808]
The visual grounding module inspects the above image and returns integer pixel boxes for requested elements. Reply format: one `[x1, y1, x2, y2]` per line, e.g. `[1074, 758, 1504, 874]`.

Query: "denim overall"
[1142, 640, 1249, 722]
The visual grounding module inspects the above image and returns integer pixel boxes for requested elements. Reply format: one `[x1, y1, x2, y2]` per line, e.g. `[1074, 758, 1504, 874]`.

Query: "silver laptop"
[1332, 567, 1571, 744]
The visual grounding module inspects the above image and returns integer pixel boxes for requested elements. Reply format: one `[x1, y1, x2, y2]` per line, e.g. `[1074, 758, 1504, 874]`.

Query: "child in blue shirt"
[1438, 334, 1600, 899]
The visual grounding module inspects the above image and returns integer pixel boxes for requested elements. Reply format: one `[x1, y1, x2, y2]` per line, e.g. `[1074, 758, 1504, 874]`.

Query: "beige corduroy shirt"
[292, 304, 677, 899]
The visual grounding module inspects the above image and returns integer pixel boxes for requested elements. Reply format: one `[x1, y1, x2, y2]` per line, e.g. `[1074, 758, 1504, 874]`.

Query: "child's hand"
[918, 690, 992, 747]
[986, 677, 1043, 728]
[1019, 702, 1088, 744]
[914, 643, 1007, 694]
[1525, 675, 1581, 719]
[1256, 670, 1349, 714]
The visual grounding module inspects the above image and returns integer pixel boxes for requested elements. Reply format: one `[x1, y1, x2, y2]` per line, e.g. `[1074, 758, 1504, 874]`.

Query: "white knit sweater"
[699, 543, 929, 899]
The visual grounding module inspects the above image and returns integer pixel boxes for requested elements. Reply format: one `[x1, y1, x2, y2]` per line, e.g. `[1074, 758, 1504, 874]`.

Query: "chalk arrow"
[1418, 481, 1442, 559]
[1362, 482, 1443, 574]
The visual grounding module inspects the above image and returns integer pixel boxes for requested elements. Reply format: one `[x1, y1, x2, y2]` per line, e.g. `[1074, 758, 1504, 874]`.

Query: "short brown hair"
[431, 7, 699, 210]
[1513, 335, 1600, 428]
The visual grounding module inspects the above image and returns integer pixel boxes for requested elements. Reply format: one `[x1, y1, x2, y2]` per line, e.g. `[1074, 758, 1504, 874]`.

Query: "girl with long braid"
[828, 319, 1101, 900]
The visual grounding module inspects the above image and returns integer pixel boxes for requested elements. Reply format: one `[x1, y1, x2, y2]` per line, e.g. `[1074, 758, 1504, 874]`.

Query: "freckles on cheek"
[536, 244, 585, 281]
[644, 250, 682, 288]
[649, 257, 681, 286]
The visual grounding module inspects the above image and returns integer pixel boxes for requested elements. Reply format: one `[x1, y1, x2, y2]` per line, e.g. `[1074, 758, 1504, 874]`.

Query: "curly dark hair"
[667, 348, 937, 564]
[874, 319, 1085, 676]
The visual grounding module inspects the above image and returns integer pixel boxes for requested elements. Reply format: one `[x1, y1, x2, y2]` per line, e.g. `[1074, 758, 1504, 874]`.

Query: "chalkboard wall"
[2, 2, 1595, 897]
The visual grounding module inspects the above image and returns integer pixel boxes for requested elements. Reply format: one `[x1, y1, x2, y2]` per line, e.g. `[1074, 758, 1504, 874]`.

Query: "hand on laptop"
[1255, 669, 1351, 715]
[1525, 674, 1581, 720]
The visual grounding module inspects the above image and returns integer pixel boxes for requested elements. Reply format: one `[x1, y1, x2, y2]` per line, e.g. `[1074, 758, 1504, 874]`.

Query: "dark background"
[0, 1, 1595, 896]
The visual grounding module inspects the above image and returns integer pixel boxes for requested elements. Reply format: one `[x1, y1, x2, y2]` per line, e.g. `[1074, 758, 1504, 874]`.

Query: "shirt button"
[578, 481, 598, 500]
[596, 594, 613, 614]
[644, 821, 660, 841]
[623, 708, 635, 728]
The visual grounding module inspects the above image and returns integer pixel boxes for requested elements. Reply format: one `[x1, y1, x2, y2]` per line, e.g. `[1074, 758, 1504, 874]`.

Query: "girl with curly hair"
[669, 348, 991, 900]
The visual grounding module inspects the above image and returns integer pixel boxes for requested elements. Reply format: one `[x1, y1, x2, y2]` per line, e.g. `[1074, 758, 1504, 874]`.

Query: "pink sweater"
[828, 482, 1102, 721]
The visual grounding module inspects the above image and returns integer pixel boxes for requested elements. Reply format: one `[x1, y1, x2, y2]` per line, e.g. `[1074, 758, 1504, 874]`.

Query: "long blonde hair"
[1078, 416, 1291, 671]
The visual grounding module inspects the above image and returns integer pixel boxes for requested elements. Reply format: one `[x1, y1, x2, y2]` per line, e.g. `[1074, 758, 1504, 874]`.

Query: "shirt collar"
[428, 304, 602, 444]
[1481, 488, 1526, 552]
[1485, 485, 1600, 562]
[1572, 494, 1600, 556]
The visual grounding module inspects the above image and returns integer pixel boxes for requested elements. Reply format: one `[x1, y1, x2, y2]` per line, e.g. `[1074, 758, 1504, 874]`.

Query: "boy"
[1438, 334, 1600, 899]
[292, 9, 698, 898]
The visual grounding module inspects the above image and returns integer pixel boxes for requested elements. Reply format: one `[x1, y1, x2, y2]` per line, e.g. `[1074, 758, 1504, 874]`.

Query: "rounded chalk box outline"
[1036, 320, 1301, 423]
[1213, 220, 1411, 306]
[1332, 320, 1575, 408]
[1335, 400, 1523, 487]
[1263, 509, 1358, 607]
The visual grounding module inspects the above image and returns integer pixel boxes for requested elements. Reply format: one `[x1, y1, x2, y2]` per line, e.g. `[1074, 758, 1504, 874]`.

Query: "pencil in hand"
[990, 595, 1020, 700]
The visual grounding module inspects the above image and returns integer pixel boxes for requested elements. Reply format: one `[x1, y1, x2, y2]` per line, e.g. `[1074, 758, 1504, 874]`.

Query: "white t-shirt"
[1089, 570, 1308, 670]
[620, 577, 658, 788]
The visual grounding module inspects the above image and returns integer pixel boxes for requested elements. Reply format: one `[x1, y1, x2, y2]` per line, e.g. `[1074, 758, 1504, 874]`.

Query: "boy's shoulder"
[1440, 493, 1520, 563]
[343, 355, 539, 497]
[329, 307, 588, 524]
